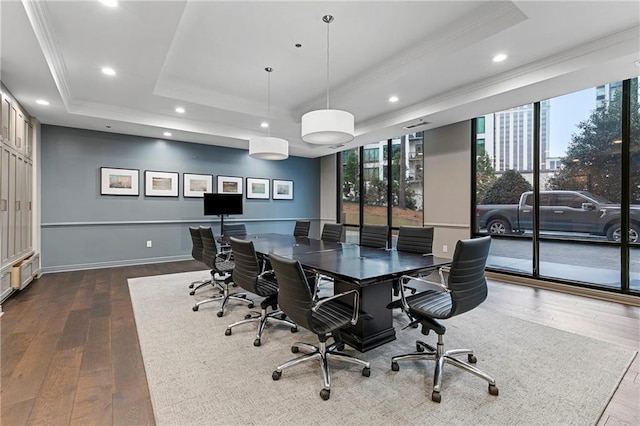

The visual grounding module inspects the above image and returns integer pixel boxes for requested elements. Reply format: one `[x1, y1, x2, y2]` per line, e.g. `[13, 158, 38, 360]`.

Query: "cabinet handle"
[16, 200, 20, 211]
[16, 136, 21, 148]
[28, 201, 32, 211]
[1, 199, 6, 211]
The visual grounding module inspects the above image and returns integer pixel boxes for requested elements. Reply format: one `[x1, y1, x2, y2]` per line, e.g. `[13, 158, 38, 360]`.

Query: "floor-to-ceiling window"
[473, 77, 639, 294]
[338, 133, 424, 245]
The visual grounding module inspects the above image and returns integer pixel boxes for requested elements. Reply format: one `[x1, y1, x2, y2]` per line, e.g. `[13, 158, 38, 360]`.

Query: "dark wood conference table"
[233, 233, 451, 352]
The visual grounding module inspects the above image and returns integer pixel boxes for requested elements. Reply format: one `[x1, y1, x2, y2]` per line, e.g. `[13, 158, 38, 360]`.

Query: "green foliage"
[476, 152, 497, 202]
[547, 78, 640, 203]
[342, 150, 360, 202]
[482, 169, 532, 204]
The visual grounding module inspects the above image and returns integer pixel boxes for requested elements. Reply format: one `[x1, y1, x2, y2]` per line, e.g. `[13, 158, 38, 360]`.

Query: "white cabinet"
[0, 269, 12, 303]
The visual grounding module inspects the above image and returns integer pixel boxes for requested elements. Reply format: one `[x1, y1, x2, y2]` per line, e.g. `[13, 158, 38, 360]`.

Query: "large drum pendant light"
[301, 15, 355, 145]
[249, 67, 289, 160]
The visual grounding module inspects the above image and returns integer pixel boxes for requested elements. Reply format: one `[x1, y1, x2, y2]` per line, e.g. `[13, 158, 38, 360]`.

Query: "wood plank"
[70, 369, 113, 425]
[0, 398, 35, 426]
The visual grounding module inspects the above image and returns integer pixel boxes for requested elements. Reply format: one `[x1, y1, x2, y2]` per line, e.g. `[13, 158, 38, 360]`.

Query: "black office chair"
[390, 236, 498, 403]
[192, 226, 253, 316]
[187, 226, 213, 294]
[320, 223, 343, 243]
[222, 222, 247, 237]
[360, 224, 389, 248]
[224, 237, 298, 346]
[269, 253, 371, 401]
[392, 226, 435, 297]
[293, 220, 311, 237]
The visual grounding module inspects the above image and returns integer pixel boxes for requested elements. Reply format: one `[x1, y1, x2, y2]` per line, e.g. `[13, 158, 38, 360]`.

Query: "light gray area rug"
[129, 271, 636, 426]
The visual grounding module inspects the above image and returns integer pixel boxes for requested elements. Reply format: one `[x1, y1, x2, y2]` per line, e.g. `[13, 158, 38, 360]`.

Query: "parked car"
[476, 190, 640, 242]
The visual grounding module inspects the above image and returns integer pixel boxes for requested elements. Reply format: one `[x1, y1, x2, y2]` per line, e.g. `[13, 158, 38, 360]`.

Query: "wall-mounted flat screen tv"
[203, 193, 243, 216]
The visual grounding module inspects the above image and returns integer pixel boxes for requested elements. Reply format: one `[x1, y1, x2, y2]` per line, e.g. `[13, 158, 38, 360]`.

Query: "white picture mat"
[246, 178, 270, 199]
[272, 179, 293, 200]
[100, 167, 139, 195]
[184, 173, 213, 197]
[217, 176, 243, 194]
[145, 171, 179, 197]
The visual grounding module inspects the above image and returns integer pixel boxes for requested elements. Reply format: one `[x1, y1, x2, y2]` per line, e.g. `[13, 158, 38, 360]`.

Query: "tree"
[342, 150, 359, 203]
[547, 78, 640, 203]
[476, 152, 498, 202]
[482, 169, 532, 204]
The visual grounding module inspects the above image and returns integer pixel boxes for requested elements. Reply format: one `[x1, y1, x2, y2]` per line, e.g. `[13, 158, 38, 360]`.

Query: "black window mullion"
[621, 79, 631, 292]
[533, 102, 541, 277]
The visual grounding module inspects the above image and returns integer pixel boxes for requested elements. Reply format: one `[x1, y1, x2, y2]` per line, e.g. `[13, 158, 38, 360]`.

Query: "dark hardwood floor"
[1, 260, 638, 425]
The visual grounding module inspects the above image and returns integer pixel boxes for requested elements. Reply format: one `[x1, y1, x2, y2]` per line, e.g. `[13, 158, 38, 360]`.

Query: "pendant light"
[249, 67, 289, 160]
[301, 15, 355, 145]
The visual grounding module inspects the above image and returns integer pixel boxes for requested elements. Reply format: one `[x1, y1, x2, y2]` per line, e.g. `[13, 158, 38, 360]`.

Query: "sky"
[548, 87, 597, 157]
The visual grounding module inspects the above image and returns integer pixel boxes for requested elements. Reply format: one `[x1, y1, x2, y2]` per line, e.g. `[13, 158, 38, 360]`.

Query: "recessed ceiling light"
[36, 99, 49, 106]
[175, 107, 185, 114]
[101, 67, 116, 76]
[389, 96, 399, 103]
[492, 53, 507, 63]
[260, 122, 269, 128]
[163, 132, 172, 137]
[99, 0, 118, 7]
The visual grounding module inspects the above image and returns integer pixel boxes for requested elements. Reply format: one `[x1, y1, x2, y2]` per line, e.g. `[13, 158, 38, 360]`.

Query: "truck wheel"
[487, 219, 511, 235]
[607, 223, 639, 243]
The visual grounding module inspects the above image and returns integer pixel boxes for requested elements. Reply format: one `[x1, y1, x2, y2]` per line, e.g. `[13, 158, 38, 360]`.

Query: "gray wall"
[41, 125, 321, 272]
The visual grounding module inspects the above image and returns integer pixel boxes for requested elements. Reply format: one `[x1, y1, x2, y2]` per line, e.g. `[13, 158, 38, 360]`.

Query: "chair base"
[225, 307, 297, 346]
[189, 278, 213, 295]
[272, 338, 371, 400]
[391, 335, 498, 403]
[192, 279, 253, 316]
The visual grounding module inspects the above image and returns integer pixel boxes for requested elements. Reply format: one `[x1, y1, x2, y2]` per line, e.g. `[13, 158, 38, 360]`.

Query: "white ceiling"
[1, 0, 639, 158]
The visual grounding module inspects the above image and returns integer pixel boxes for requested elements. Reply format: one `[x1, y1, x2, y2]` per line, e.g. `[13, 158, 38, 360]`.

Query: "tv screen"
[203, 193, 243, 216]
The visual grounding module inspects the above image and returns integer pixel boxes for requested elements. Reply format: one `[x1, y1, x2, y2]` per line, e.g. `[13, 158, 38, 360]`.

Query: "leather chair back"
[320, 223, 343, 243]
[229, 237, 261, 294]
[447, 236, 491, 317]
[269, 253, 314, 331]
[360, 224, 389, 248]
[223, 223, 247, 238]
[189, 226, 204, 262]
[396, 226, 434, 254]
[199, 226, 219, 269]
[293, 220, 311, 237]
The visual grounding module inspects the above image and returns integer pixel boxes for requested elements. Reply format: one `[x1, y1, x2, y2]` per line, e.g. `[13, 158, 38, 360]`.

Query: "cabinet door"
[5, 148, 16, 261]
[15, 111, 24, 152]
[27, 123, 33, 158]
[1, 95, 9, 140]
[9, 104, 16, 148]
[23, 160, 32, 252]
[14, 155, 24, 256]
[0, 144, 7, 264]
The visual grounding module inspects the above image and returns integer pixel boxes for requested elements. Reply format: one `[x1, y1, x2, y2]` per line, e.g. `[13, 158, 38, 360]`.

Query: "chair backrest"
[269, 253, 314, 331]
[447, 236, 492, 318]
[396, 226, 434, 254]
[223, 223, 247, 238]
[199, 226, 219, 269]
[321, 223, 343, 243]
[189, 226, 204, 262]
[229, 237, 261, 293]
[293, 220, 311, 237]
[360, 224, 389, 248]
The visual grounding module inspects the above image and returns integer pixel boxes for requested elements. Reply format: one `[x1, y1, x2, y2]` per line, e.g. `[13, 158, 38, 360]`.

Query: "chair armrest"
[398, 275, 449, 312]
[438, 266, 450, 285]
[312, 289, 360, 325]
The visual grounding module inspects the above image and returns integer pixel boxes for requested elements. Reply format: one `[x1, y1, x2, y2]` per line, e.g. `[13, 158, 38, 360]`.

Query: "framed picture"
[246, 177, 270, 199]
[217, 175, 243, 194]
[144, 170, 179, 197]
[272, 179, 293, 200]
[100, 167, 139, 196]
[183, 173, 213, 198]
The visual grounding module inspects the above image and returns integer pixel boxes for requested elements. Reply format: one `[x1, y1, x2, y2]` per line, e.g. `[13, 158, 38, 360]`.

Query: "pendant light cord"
[266, 67, 272, 137]
[326, 18, 330, 110]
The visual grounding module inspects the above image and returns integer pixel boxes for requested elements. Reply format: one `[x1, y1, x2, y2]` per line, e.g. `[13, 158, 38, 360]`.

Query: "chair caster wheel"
[489, 384, 499, 396]
[291, 346, 299, 353]
[225, 329, 232, 336]
[189, 290, 196, 296]
[336, 344, 345, 351]
[253, 339, 261, 347]
[468, 354, 477, 364]
[290, 327, 298, 333]
[410, 288, 417, 294]
[248, 303, 254, 309]
[272, 371, 281, 381]
[245, 314, 252, 319]
[362, 367, 370, 377]
[320, 389, 330, 400]
[217, 311, 224, 317]
[431, 391, 441, 403]
[189, 283, 195, 289]
[279, 313, 287, 320]
[416, 343, 424, 352]
[391, 361, 399, 371]
[192, 306, 199, 312]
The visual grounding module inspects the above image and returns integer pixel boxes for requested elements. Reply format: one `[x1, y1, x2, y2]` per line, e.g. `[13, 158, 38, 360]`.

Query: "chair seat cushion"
[310, 300, 353, 335]
[256, 272, 279, 297]
[407, 289, 452, 319]
[215, 259, 235, 273]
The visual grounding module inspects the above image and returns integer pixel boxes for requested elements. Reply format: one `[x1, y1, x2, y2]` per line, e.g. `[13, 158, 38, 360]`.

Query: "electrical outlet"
[442, 245, 448, 253]
[146, 240, 152, 248]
